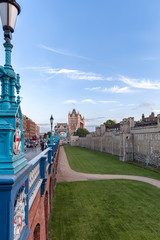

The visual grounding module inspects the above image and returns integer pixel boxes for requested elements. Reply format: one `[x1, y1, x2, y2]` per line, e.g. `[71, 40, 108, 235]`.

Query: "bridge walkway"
[25, 146, 42, 161]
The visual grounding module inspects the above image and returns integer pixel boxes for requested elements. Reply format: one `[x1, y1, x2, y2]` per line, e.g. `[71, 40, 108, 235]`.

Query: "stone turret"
[142, 114, 145, 121]
[120, 117, 135, 133]
[95, 125, 106, 136]
[95, 127, 101, 136]
[100, 124, 106, 135]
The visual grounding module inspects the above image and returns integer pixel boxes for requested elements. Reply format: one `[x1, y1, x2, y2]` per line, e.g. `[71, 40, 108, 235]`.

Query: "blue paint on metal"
[54, 136, 60, 142]
[50, 124, 53, 145]
[0, 42, 27, 174]
[48, 149, 52, 174]
[40, 155, 47, 196]
[0, 163, 31, 239]
[49, 144, 55, 159]
[25, 176, 29, 227]
[40, 156, 46, 179]
[0, 144, 59, 239]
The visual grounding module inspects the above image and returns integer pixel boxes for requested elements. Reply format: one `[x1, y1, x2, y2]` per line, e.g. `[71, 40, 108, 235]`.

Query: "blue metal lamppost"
[50, 115, 54, 145]
[0, 1, 31, 240]
[0, 0, 27, 174]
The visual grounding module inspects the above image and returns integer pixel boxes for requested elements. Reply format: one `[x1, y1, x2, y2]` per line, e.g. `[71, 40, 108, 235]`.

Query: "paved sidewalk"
[57, 146, 160, 188]
[25, 146, 41, 162]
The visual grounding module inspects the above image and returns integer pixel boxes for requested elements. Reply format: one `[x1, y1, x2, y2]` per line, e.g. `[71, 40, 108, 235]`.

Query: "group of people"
[40, 139, 50, 151]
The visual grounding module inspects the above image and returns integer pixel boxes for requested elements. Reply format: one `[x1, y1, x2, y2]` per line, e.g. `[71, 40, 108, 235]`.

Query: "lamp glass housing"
[0, 2, 18, 33]
[50, 115, 54, 126]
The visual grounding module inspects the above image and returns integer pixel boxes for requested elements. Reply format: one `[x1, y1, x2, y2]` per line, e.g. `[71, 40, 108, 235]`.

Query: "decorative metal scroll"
[46, 155, 49, 171]
[29, 163, 40, 189]
[14, 183, 26, 240]
[29, 179, 43, 210]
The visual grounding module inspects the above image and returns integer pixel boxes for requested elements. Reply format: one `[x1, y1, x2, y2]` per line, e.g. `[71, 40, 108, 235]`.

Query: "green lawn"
[49, 180, 160, 240]
[64, 146, 160, 180]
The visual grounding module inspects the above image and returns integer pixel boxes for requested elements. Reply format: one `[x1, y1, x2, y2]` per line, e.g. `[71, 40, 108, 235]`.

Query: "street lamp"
[0, 2, 29, 239]
[0, 0, 27, 175]
[0, 0, 21, 106]
[50, 115, 54, 145]
[0, 0, 21, 43]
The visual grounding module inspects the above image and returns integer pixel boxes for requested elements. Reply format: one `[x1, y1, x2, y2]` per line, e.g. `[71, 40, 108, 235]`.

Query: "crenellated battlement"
[71, 113, 160, 166]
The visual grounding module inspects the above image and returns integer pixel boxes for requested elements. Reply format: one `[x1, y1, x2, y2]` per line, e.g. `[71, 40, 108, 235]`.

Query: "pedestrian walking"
[41, 141, 44, 151]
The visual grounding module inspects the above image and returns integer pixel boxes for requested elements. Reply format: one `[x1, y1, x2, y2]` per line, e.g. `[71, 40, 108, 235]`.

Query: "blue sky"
[0, 0, 160, 132]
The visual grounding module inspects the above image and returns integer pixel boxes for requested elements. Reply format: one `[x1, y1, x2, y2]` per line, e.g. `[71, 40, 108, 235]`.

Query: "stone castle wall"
[72, 132, 130, 159]
[131, 126, 160, 167]
[71, 117, 160, 167]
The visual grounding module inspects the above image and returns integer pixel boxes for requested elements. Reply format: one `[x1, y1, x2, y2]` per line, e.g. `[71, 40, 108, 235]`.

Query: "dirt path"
[56, 146, 160, 188]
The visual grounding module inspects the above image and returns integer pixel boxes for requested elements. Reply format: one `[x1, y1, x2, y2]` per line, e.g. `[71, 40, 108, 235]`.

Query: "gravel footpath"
[57, 146, 160, 188]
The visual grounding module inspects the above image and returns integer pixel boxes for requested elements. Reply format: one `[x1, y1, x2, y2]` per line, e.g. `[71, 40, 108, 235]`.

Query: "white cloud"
[62, 100, 77, 104]
[40, 44, 91, 60]
[24, 66, 49, 70]
[119, 75, 160, 90]
[81, 99, 96, 104]
[69, 73, 103, 81]
[127, 104, 135, 106]
[81, 99, 117, 104]
[153, 110, 160, 113]
[102, 86, 131, 93]
[85, 87, 101, 91]
[26, 66, 105, 81]
[62, 99, 119, 105]
[25, 66, 160, 91]
[109, 108, 121, 112]
[110, 86, 131, 93]
[46, 68, 77, 74]
[105, 77, 113, 81]
[102, 88, 108, 93]
[98, 100, 118, 103]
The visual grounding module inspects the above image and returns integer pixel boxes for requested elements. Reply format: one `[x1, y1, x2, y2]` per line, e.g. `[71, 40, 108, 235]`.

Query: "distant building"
[135, 112, 158, 127]
[54, 123, 69, 138]
[71, 111, 160, 167]
[55, 123, 68, 134]
[105, 112, 158, 131]
[23, 115, 40, 140]
[68, 109, 85, 134]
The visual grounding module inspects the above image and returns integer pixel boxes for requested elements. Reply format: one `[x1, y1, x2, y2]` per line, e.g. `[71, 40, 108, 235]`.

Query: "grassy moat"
[49, 146, 160, 240]
[64, 146, 160, 180]
[50, 180, 160, 240]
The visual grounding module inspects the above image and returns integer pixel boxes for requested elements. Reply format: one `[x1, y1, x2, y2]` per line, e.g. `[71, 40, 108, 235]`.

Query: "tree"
[103, 120, 116, 129]
[74, 128, 90, 137]
[44, 131, 51, 139]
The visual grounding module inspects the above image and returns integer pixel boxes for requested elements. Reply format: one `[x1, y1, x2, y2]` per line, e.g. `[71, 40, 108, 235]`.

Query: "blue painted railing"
[0, 139, 60, 240]
[28, 140, 59, 207]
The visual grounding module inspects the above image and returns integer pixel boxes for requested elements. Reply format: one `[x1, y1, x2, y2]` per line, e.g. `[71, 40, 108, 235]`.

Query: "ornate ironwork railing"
[46, 154, 49, 172]
[28, 148, 52, 210]
[29, 163, 40, 189]
[0, 138, 60, 240]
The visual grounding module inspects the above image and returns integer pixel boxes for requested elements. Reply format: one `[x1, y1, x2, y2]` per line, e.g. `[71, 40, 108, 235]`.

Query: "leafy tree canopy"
[74, 128, 90, 137]
[44, 131, 51, 139]
[103, 120, 116, 129]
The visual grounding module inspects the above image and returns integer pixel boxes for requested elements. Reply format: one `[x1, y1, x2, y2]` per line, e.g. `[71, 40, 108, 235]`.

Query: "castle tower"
[68, 109, 85, 134]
